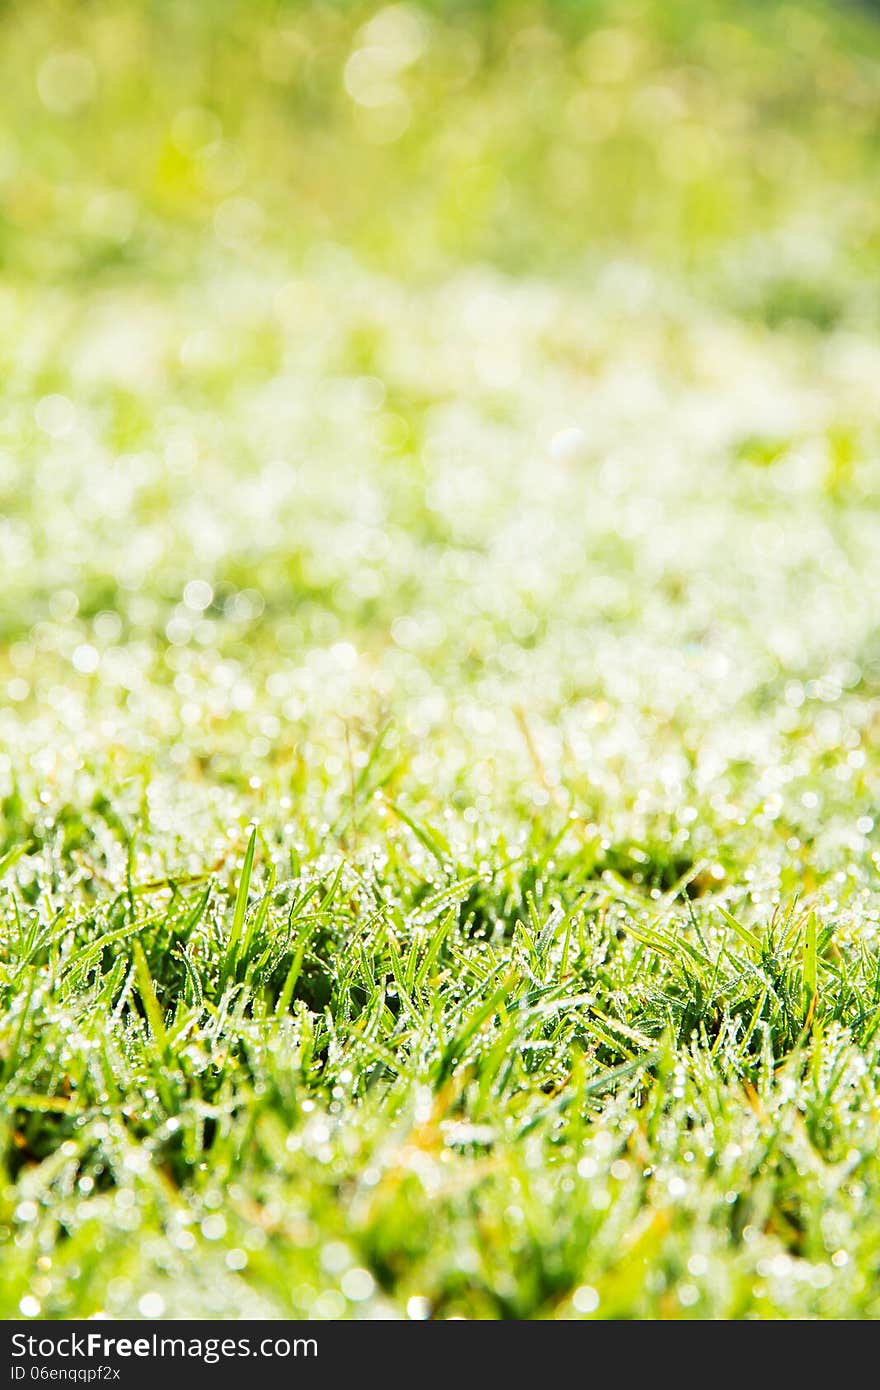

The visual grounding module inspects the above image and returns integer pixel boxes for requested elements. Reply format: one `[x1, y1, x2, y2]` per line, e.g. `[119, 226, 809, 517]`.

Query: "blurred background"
[1, 0, 878, 309]
[2, 0, 880, 892]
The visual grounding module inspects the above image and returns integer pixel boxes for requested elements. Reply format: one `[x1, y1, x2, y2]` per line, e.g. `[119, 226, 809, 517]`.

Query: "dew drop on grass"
[200, 1215, 227, 1241]
[572, 1286, 599, 1314]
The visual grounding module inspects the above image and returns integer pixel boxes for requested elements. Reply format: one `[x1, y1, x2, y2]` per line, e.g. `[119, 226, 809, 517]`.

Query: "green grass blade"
[222, 827, 257, 988]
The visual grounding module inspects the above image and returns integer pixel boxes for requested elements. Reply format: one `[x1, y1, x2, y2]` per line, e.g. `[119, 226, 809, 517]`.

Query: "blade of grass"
[132, 940, 167, 1053]
[222, 826, 257, 988]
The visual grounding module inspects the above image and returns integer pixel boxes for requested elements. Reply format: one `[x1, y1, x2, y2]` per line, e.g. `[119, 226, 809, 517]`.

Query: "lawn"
[3, 0, 880, 1319]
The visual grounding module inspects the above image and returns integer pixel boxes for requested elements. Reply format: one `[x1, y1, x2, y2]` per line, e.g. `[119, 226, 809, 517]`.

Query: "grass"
[3, 0, 880, 1319]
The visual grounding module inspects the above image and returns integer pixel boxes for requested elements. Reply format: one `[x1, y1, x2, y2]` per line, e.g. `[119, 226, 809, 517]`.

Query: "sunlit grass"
[3, 0, 880, 1320]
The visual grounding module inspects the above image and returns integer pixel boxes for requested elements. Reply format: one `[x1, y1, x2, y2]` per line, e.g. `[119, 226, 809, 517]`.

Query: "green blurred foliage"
[0, 0, 878, 301]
